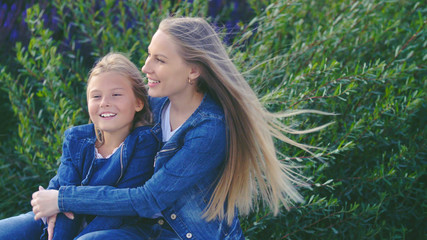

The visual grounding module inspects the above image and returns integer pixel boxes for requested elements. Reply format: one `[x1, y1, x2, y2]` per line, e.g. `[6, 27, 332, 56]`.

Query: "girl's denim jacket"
[48, 124, 157, 239]
[57, 94, 245, 239]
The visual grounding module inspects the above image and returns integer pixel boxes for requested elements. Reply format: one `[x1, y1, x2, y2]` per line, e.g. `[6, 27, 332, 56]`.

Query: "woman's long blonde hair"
[159, 17, 331, 224]
[87, 53, 152, 145]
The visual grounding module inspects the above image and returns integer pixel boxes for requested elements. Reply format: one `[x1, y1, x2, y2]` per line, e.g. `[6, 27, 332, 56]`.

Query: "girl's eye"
[92, 95, 100, 99]
[113, 93, 122, 97]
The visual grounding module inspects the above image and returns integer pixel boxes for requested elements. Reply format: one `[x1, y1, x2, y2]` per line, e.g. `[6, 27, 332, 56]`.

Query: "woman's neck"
[168, 91, 204, 131]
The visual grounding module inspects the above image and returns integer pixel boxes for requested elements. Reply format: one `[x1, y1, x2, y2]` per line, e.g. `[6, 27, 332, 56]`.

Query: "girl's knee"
[74, 232, 99, 240]
[74, 230, 119, 240]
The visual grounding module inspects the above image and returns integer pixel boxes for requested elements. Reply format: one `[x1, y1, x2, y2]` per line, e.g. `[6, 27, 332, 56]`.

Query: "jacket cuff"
[58, 186, 67, 212]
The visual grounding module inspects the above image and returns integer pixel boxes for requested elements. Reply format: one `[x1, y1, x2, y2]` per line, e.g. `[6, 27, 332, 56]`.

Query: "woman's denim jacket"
[48, 124, 157, 238]
[57, 94, 245, 239]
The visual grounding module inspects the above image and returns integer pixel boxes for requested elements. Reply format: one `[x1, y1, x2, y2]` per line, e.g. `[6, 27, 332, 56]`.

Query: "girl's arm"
[47, 128, 82, 190]
[32, 118, 226, 219]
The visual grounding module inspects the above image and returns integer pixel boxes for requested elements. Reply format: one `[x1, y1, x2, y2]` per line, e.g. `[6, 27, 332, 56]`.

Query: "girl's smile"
[99, 112, 117, 119]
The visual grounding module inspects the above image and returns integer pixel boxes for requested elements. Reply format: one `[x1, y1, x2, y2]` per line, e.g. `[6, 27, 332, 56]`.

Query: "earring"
[188, 77, 193, 85]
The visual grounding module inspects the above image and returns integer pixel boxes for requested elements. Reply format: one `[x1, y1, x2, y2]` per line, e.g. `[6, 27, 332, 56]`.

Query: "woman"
[31, 17, 329, 239]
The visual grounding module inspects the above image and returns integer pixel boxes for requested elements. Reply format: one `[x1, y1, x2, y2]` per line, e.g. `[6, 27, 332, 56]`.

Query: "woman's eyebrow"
[153, 53, 168, 59]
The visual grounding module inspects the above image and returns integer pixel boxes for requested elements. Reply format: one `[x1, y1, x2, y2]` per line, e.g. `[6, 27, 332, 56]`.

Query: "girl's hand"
[46, 214, 57, 240]
[31, 186, 60, 220]
[46, 212, 75, 240]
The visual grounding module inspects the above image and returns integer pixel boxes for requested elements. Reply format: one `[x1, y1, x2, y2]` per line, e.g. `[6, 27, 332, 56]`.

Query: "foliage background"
[0, 0, 425, 239]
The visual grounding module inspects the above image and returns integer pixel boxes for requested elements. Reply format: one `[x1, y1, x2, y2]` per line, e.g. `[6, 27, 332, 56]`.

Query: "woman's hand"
[31, 186, 60, 220]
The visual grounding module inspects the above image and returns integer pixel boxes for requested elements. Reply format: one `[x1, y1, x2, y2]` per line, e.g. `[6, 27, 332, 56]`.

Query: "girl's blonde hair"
[87, 52, 152, 145]
[159, 17, 331, 224]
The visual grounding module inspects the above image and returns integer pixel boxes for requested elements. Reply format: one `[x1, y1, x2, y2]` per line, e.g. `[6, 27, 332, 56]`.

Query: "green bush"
[0, 0, 425, 239]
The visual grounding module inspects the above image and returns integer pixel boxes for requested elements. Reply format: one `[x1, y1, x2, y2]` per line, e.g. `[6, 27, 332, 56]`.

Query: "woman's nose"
[141, 64, 149, 74]
[141, 58, 152, 74]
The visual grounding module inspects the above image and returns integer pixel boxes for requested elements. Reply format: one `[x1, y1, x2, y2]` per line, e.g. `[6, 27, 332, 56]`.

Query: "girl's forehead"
[88, 72, 131, 89]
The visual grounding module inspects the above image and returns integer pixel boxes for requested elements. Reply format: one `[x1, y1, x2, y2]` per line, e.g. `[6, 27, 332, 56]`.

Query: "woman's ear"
[188, 64, 201, 80]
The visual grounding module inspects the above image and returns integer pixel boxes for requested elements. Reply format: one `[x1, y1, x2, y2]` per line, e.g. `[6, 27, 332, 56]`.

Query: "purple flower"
[208, 0, 223, 17]
[20, 11, 27, 27]
[10, 28, 18, 41]
[3, 12, 13, 28]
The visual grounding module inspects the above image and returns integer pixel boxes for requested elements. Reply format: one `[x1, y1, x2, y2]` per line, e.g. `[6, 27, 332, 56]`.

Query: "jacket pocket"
[153, 143, 180, 168]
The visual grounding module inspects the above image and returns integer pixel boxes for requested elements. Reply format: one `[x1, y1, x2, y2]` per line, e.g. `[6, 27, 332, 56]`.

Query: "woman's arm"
[32, 118, 226, 219]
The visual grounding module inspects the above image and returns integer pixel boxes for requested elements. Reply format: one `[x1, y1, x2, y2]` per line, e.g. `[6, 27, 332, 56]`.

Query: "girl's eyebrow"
[88, 87, 125, 93]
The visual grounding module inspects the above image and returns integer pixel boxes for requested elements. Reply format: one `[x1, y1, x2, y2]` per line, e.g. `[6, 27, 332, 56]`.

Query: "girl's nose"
[100, 97, 110, 108]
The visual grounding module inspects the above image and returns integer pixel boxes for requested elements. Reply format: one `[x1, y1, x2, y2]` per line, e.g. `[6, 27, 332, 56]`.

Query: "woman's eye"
[156, 58, 165, 63]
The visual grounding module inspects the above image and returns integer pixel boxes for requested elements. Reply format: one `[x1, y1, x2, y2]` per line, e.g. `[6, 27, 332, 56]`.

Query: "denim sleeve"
[47, 130, 81, 190]
[58, 118, 226, 217]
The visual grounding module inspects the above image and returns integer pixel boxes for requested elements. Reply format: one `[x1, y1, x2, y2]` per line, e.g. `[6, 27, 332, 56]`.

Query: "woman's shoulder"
[195, 94, 225, 121]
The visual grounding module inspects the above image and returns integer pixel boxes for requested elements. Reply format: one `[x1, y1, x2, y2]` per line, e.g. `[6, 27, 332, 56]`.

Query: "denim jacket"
[58, 94, 245, 239]
[48, 124, 157, 238]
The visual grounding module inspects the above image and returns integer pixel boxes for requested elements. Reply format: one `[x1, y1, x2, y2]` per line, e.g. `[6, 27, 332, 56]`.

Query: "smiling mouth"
[148, 79, 160, 84]
[100, 113, 117, 118]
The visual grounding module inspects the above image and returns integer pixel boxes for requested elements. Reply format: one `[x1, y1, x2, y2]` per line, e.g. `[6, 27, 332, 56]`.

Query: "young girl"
[0, 53, 159, 240]
[31, 17, 330, 239]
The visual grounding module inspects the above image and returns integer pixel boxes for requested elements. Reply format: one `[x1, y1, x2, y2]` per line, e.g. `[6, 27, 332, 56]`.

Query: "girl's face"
[87, 72, 143, 138]
[141, 30, 198, 100]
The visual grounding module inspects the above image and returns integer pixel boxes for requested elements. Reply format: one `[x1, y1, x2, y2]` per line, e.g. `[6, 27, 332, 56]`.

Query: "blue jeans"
[0, 212, 47, 240]
[76, 221, 179, 240]
[0, 211, 80, 240]
[0, 212, 178, 240]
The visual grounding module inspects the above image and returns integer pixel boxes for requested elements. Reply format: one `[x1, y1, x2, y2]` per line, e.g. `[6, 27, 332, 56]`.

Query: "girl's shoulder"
[64, 123, 96, 141]
[131, 125, 152, 135]
[128, 125, 158, 145]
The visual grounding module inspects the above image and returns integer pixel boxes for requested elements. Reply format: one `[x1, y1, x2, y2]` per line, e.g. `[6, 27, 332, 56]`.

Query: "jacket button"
[186, 232, 192, 238]
[158, 219, 164, 225]
[170, 214, 177, 220]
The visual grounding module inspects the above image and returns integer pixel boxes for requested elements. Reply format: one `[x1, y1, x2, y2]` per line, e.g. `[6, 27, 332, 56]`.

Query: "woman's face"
[141, 30, 197, 100]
